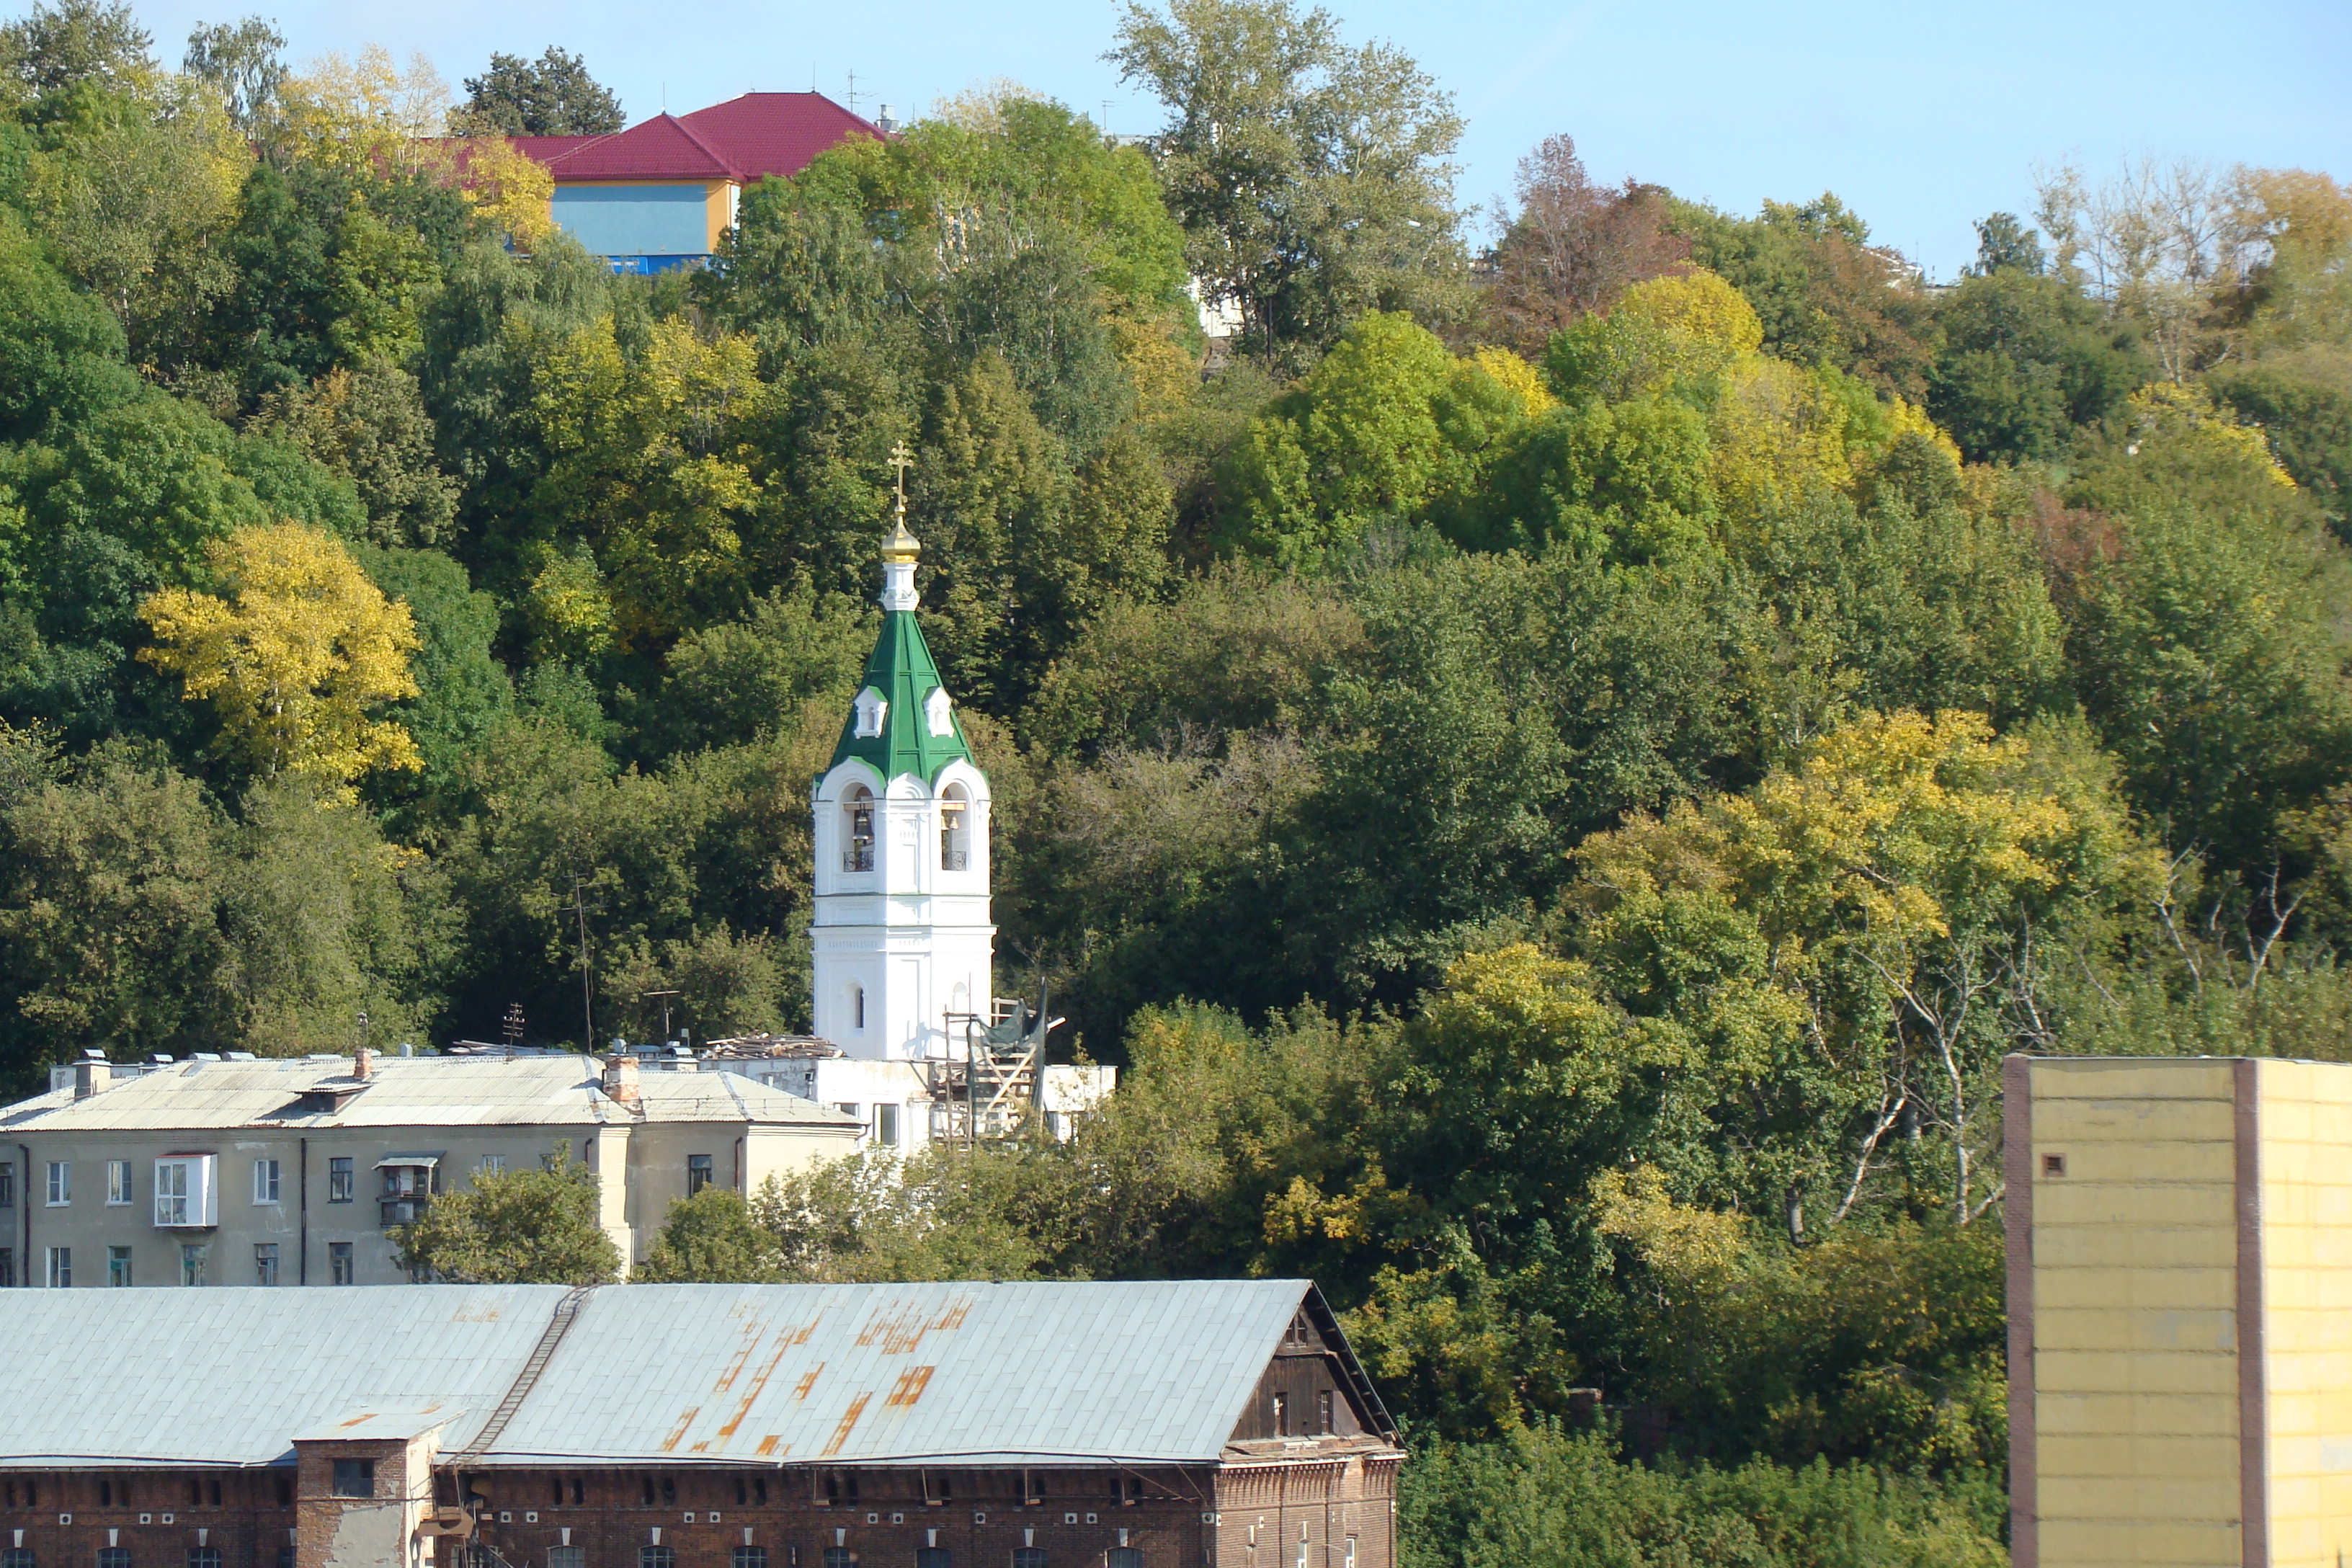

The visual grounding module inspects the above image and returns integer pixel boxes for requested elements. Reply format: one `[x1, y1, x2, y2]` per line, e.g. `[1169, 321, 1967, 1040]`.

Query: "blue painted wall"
[551, 184, 710, 259]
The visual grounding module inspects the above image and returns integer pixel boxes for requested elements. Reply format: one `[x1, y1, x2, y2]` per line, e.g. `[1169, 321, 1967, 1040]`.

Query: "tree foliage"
[392, 1146, 623, 1284]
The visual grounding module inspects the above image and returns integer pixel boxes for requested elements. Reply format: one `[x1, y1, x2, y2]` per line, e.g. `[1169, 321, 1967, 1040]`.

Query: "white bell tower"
[808, 476, 994, 1061]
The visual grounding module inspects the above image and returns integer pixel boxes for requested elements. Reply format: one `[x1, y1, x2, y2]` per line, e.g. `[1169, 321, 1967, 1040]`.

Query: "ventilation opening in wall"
[2042, 1153, 2067, 1177]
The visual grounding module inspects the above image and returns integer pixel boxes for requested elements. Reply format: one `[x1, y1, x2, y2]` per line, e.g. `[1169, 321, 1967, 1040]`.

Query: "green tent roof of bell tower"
[827, 605, 975, 785]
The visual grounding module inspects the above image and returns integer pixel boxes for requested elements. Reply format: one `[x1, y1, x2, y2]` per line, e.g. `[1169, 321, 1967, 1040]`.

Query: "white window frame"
[152, 1154, 218, 1229]
[45, 1161, 68, 1206]
[477, 1153, 508, 1178]
[104, 1159, 131, 1206]
[253, 1157, 281, 1205]
[45, 1245, 68, 1288]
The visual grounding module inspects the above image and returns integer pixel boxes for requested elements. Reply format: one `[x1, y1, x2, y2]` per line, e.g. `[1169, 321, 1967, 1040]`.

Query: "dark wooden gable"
[1227, 1288, 1396, 1444]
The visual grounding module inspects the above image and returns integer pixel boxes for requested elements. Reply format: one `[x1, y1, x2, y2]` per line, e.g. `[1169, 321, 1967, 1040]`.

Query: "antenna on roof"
[845, 69, 863, 115]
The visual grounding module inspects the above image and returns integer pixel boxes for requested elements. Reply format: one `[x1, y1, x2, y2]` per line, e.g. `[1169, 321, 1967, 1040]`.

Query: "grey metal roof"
[0, 1281, 1336, 1469]
[0, 1286, 572, 1466]
[0, 1057, 858, 1133]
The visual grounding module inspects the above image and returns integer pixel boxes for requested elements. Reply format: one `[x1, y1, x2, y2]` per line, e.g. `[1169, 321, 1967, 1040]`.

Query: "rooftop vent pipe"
[603, 1054, 642, 1108]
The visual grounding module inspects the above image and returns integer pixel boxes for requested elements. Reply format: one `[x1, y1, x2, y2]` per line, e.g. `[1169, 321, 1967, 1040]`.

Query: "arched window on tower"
[843, 787, 876, 872]
[852, 985, 866, 1032]
[940, 785, 969, 871]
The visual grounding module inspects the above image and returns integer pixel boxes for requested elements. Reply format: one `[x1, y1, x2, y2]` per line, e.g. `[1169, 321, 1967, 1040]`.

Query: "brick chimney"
[354, 1045, 374, 1081]
[602, 1054, 641, 1109]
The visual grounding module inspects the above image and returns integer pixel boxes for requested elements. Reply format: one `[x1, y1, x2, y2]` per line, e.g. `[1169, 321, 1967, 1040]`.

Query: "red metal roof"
[518, 93, 885, 186]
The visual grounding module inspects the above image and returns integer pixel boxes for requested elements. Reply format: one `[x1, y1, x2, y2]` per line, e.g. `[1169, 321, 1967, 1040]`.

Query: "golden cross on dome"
[888, 442, 914, 511]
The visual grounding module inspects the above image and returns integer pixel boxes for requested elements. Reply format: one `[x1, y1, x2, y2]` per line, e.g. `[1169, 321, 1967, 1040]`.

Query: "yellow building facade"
[2009, 1055, 2352, 1568]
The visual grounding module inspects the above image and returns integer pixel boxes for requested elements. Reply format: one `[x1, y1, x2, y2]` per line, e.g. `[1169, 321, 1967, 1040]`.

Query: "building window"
[0, 1159, 13, 1206]
[108, 1246, 132, 1287]
[940, 790, 968, 871]
[844, 788, 876, 872]
[1013, 1552, 1048, 1568]
[852, 986, 865, 1031]
[1, 1549, 31, 1568]
[917, 1551, 951, 1568]
[328, 1157, 354, 1203]
[687, 1154, 713, 1195]
[1295, 1528, 1307, 1568]
[255, 1243, 280, 1286]
[1317, 1390, 1333, 1433]
[876, 1105, 899, 1147]
[1343, 1539, 1355, 1568]
[1108, 1553, 1141, 1568]
[331, 1460, 374, 1498]
[253, 1159, 280, 1204]
[153, 1157, 218, 1229]
[1272, 1391, 1289, 1437]
[97, 1551, 128, 1568]
[732, 1551, 768, 1568]
[106, 1159, 132, 1206]
[549, 1552, 585, 1568]
[0, 1247, 13, 1288]
[45, 1161, 68, 1206]
[329, 1242, 355, 1285]
[640, 1549, 676, 1568]
[823, 1551, 857, 1568]
[45, 1246, 67, 1288]
[478, 1154, 507, 1178]
[188, 1549, 223, 1568]
[180, 1244, 207, 1287]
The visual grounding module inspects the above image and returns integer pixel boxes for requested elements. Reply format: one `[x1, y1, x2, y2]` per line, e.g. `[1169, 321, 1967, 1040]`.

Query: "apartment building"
[0, 1048, 859, 1287]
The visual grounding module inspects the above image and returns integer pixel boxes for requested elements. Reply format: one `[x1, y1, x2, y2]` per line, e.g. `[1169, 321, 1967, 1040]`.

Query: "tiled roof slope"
[0, 1281, 1389, 1468]
[0, 1055, 858, 1131]
[681, 93, 886, 182]
[519, 94, 884, 185]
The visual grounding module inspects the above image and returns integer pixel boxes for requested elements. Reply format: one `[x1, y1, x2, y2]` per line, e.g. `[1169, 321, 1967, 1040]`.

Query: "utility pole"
[561, 871, 604, 1053]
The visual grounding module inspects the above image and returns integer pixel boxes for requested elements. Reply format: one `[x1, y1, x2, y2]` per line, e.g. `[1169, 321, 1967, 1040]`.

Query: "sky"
[99, 0, 2352, 280]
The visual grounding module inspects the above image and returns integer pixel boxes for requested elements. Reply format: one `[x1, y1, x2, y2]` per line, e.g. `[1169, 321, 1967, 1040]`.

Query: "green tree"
[255, 357, 460, 546]
[459, 48, 625, 137]
[392, 1147, 623, 1283]
[1221, 312, 1525, 559]
[0, 0, 151, 104]
[1926, 267, 2144, 463]
[181, 17, 285, 133]
[1110, 0, 1469, 362]
[0, 727, 236, 1080]
[1675, 195, 1936, 398]
[636, 1186, 785, 1282]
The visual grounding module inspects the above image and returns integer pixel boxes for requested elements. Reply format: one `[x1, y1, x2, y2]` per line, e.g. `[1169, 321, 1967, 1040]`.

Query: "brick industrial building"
[0, 1280, 1399, 1568]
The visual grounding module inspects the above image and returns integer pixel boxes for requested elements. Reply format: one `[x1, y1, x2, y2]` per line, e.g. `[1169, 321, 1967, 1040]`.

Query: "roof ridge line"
[660, 110, 744, 181]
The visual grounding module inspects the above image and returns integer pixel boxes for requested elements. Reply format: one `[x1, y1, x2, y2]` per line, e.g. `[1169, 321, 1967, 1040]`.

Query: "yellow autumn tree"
[139, 523, 422, 788]
[277, 46, 554, 247]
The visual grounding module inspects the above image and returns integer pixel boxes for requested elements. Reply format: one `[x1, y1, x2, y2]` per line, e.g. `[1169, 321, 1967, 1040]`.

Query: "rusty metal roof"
[0, 1281, 1350, 1469]
[479, 1280, 1317, 1466]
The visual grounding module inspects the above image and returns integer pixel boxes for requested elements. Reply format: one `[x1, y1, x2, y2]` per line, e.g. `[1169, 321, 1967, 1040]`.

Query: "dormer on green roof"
[827, 509, 976, 785]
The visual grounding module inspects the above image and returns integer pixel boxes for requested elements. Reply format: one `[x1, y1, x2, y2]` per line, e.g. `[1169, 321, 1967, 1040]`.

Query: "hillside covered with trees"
[2, 0, 2351, 1559]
